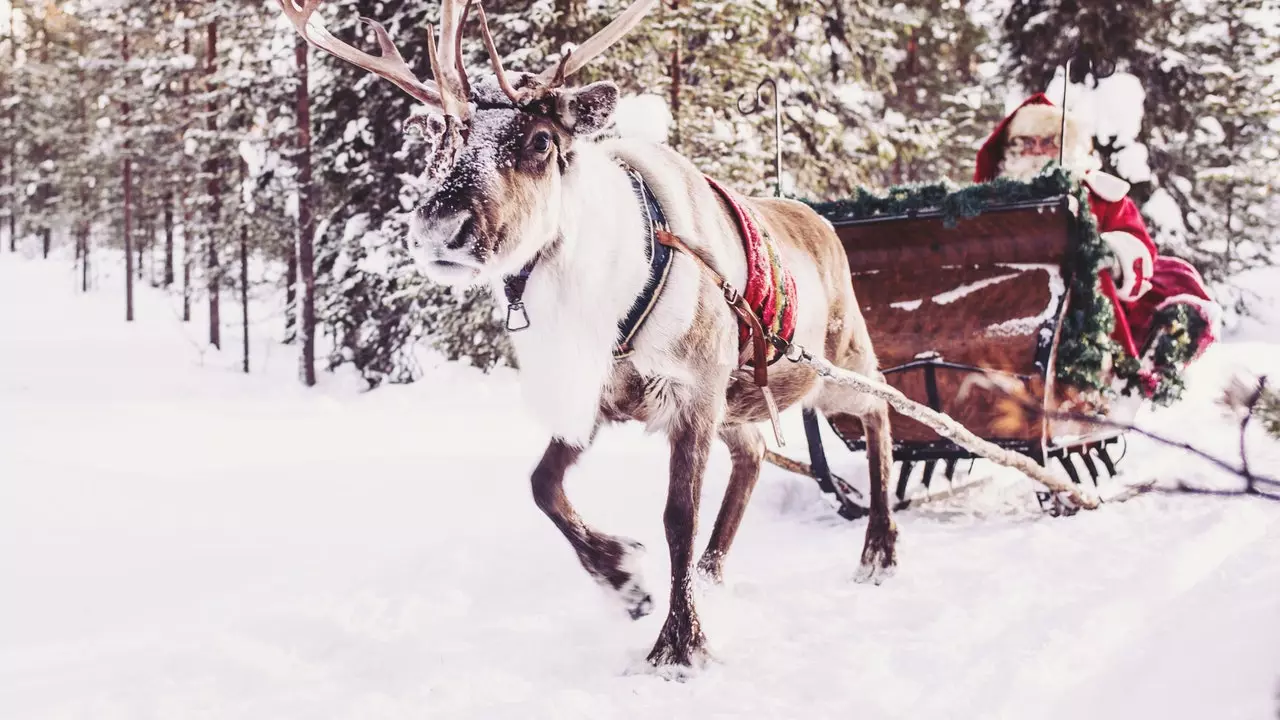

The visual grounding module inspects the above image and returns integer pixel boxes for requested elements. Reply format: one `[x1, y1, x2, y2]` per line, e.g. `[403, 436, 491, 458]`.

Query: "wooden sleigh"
[799, 194, 1139, 517]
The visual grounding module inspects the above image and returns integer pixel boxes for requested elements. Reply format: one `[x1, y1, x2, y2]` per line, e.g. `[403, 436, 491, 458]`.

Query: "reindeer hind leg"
[696, 422, 765, 584]
[854, 401, 898, 584]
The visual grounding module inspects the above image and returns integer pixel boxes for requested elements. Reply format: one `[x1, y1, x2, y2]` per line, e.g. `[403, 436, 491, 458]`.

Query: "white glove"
[1101, 230, 1153, 300]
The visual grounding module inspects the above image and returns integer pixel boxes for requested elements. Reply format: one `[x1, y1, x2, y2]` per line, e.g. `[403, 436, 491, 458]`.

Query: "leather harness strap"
[500, 163, 788, 445]
[654, 228, 786, 445]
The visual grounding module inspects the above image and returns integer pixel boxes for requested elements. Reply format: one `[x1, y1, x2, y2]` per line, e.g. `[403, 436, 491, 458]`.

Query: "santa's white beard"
[999, 147, 1103, 181]
[1000, 153, 1055, 181]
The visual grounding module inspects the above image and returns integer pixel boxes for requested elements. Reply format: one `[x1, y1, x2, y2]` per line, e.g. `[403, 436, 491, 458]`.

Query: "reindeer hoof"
[855, 524, 898, 585]
[625, 588, 655, 620]
[854, 557, 897, 585]
[695, 553, 724, 585]
[646, 630, 711, 672]
[595, 537, 653, 620]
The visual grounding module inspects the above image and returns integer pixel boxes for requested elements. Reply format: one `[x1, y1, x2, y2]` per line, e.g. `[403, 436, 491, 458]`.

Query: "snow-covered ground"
[2, 249, 1279, 719]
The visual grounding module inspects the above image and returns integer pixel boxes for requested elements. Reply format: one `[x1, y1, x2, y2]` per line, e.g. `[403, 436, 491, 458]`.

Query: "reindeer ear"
[557, 81, 619, 136]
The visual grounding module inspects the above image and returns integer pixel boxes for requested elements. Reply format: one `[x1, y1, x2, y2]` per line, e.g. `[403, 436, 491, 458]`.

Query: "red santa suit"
[974, 93, 1219, 361]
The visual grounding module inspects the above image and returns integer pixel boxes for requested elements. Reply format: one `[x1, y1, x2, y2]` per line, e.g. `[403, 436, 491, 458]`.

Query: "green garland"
[1117, 303, 1211, 405]
[1055, 179, 1120, 394]
[802, 169, 1194, 404]
[808, 171, 1074, 229]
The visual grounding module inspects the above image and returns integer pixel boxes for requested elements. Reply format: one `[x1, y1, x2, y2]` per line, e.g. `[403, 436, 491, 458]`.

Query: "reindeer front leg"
[647, 394, 717, 668]
[532, 435, 654, 620]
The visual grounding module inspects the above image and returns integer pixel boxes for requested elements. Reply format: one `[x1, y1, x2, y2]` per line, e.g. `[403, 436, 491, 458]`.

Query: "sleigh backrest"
[822, 197, 1074, 454]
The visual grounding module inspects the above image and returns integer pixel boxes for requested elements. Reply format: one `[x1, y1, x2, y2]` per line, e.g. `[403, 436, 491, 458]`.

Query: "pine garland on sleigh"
[806, 168, 1208, 406]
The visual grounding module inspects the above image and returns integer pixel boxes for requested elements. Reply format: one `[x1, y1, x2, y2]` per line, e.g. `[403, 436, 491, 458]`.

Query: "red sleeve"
[1091, 194, 1157, 260]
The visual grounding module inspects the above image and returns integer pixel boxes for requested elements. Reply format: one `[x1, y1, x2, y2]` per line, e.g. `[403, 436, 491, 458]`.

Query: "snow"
[612, 94, 672, 144]
[2, 250, 1280, 719]
[1035, 71, 1152, 184]
[985, 263, 1065, 337]
[931, 271, 1019, 304]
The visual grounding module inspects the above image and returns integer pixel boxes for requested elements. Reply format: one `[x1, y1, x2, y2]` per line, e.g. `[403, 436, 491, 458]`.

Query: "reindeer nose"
[442, 213, 475, 250]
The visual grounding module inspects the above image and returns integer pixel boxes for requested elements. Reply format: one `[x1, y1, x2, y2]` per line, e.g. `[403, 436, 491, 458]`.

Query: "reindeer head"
[279, 0, 656, 287]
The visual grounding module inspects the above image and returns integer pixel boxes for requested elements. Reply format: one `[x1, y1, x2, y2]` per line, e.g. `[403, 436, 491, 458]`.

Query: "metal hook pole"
[1059, 58, 1071, 168]
[737, 77, 783, 197]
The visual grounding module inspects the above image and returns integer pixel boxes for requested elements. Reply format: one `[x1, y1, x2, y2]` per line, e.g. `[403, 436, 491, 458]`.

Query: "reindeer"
[280, 0, 897, 669]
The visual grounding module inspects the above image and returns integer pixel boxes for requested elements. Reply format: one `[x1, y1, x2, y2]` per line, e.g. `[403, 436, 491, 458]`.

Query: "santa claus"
[974, 93, 1219, 380]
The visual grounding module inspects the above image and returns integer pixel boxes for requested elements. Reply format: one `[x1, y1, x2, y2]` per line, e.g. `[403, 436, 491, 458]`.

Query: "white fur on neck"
[497, 143, 651, 446]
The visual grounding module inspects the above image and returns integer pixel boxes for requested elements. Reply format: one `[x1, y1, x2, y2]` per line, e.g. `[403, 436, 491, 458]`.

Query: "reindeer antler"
[277, 0, 471, 121]
[280, 0, 657, 119]
[537, 0, 659, 86]
[473, 1, 524, 105]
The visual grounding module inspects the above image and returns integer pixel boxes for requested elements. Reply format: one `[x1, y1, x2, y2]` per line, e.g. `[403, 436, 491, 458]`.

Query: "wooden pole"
[797, 354, 1100, 509]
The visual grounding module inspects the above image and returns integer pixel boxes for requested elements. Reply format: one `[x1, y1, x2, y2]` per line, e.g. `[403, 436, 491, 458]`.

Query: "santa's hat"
[973, 93, 1093, 183]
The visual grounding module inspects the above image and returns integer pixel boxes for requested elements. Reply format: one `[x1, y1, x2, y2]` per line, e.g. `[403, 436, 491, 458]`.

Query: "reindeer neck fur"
[495, 141, 657, 447]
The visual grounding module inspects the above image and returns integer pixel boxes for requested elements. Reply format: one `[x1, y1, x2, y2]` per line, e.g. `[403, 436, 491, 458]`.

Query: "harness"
[501, 165, 675, 355]
[500, 165, 797, 444]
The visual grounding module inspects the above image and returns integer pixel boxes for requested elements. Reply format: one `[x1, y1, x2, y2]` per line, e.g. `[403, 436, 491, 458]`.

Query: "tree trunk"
[6, 7, 17, 253]
[295, 35, 316, 386]
[80, 226, 90, 292]
[240, 221, 250, 374]
[77, 34, 88, 291]
[206, 20, 220, 349]
[668, 1, 682, 150]
[41, 228, 49, 258]
[284, 240, 297, 344]
[180, 11, 192, 322]
[138, 219, 147, 281]
[123, 33, 135, 323]
[164, 194, 175, 286]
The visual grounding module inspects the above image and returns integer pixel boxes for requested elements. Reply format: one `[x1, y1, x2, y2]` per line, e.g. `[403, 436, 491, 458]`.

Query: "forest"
[1, 0, 1277, 386]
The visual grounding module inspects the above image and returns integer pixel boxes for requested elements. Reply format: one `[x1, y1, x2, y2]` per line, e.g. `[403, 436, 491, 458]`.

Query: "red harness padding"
[704, 176, 798, 365]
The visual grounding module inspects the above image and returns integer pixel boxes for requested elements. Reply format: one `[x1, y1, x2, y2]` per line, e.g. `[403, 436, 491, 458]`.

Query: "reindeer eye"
[530, 132, 553, 154]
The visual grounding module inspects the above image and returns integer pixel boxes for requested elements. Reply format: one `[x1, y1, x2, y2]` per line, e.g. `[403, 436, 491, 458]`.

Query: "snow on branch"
[791, 351, 1101, 509]
[971, 373, 1280, 503]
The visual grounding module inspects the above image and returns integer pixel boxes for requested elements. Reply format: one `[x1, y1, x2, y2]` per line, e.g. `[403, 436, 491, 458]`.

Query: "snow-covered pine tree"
[12, 0, 78, 260]
[999, 0, 1280, 288]
[1166, 0, 1280, 284]
[874, 0, 1004, 186]
[310, 0, 521, 386]
[1, 0, 26, 252]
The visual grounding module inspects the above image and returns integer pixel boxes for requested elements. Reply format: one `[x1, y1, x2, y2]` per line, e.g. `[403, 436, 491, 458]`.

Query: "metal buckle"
[723, 284, 740, 304]
[506, 302, 531, 332]
[785, 341, 809, 364]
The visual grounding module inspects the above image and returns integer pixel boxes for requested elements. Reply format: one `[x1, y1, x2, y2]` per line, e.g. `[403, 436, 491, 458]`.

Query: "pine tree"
[310, 0, 513, 387]
[999, 0, 1280, 288]
[1164, 0, 1280, 283]
[875, 0, 1004, 186]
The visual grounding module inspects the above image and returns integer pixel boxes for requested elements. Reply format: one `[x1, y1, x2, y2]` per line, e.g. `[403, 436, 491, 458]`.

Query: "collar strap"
[502, 254, 540, 331]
